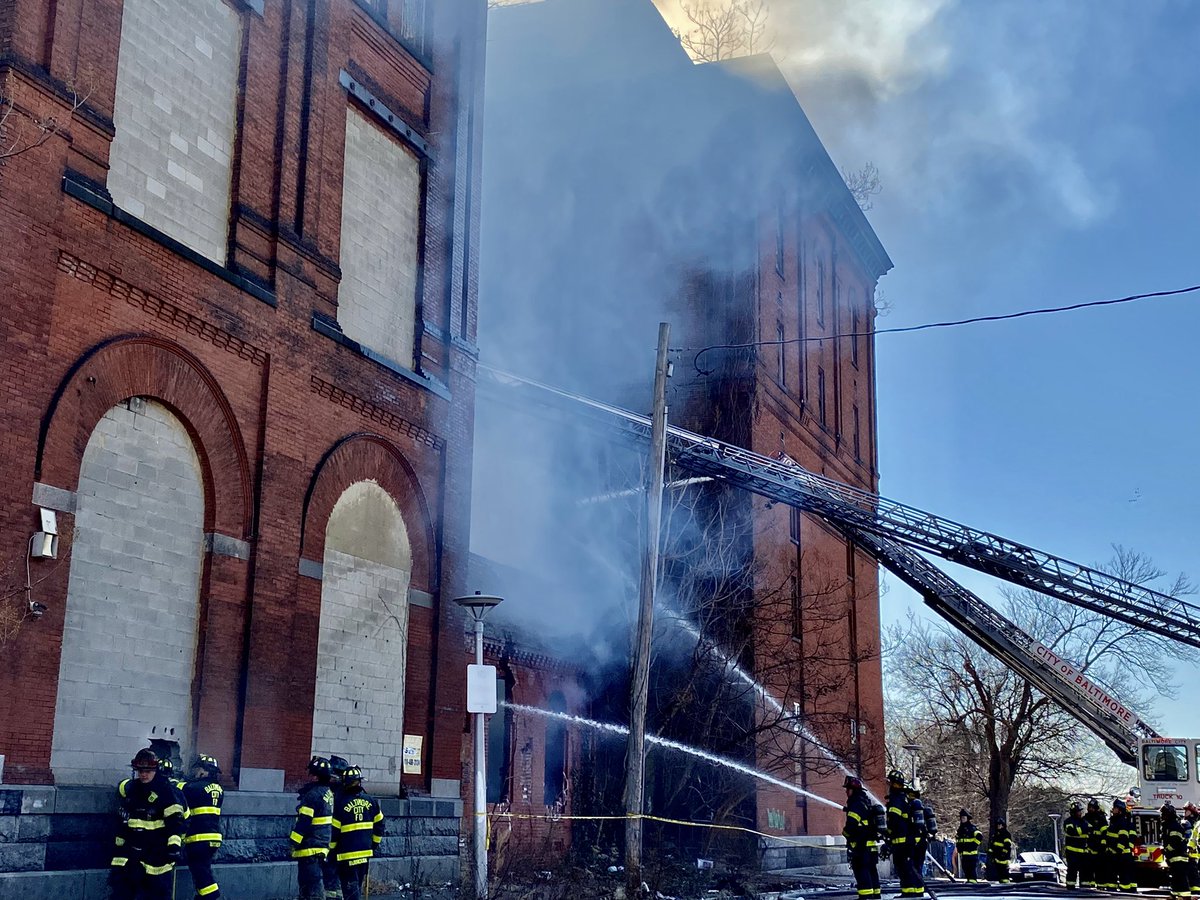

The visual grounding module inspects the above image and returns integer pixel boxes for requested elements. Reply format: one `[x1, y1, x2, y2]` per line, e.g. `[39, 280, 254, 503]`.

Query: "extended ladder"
[479, 366, 1200, 649]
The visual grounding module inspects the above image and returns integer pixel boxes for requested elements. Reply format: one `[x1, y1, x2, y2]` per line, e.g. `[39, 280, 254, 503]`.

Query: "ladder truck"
[479, 366, 1200, 879]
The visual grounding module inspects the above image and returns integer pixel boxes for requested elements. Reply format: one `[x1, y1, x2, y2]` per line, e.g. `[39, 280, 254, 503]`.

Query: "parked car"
[1010, 851, 1067, 883]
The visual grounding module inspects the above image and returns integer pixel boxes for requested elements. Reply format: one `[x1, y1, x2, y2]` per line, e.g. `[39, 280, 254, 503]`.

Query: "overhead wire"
[681, 283, 1200, 374]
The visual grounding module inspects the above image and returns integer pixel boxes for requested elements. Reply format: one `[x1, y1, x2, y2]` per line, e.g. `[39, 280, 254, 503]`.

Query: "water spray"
[505, 702, 843, 811]
[668, 612, 883, 805]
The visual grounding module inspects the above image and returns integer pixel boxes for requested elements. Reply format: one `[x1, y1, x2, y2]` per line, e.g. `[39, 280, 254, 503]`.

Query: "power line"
[682, 283, 1200, 374]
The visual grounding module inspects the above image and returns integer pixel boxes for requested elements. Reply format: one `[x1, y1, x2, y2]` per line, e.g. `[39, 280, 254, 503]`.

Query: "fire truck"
[481, 365, 1200, 883]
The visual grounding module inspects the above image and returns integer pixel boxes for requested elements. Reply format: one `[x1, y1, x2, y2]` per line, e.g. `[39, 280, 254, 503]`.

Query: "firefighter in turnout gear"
[1108, 798, 1137, 892]
[322, 755, 352, 900]
[1085, 798, 1108, 889]
[182, 754, 224, 899]
[1184, 803, 1200, 897]
[955, 810, 983, 882]
[1163, 802, 1191, 900]
[110, 748, 187, 900]
[989, 820, 1013, 883]
[1063, 802, 1091, 888]
[330, 767, 385, 900]
[843, 775, 881, 900]
[886, 769, 925, 897]
[291, 756, 335, 899]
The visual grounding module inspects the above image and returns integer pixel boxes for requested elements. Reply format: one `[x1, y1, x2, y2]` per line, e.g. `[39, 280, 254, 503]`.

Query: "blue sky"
[651, 0, 1200, 733]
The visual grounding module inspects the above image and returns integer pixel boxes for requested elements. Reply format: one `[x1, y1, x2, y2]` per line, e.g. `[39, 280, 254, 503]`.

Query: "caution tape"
[480, 810, 828, 847]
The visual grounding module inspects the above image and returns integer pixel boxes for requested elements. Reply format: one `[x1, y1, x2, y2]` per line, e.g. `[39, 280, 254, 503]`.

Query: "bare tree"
[886, 547, 1192, 833]
[673, 0, 774, 63]
[0, 81, 87, 167]
[842, 162, 882, 212]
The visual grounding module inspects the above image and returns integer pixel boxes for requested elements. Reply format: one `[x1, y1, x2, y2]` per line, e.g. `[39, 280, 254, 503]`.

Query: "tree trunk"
[988, 750, 1015, 834]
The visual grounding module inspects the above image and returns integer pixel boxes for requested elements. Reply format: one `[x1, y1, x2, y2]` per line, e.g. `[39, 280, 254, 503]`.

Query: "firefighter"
[182, 754, 224, 899]
[843, 775, 881, 900]
[989, 819, 1013, 883]
[886, 769, 925, 897]
[110, 747, 187, 900]
[323, 756, 352, 900]
[1107, 798, 1136, 892]
[330, 766, 386, 900]
[1164, 802, 1191, 900]
[1063, 802, 1092, 888]
[1085, 797, 1108, 889]
[1184, 803, 1200, 897]
[955, 809, 983, 882]
[291, 756, 335, 900]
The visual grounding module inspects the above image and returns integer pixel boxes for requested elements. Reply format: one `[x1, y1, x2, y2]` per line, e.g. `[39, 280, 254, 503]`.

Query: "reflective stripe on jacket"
[956, 822, 982, 856]
[182, 779, 224, 845]
[1064, 817, 1091, 854]
[290, 782, 334, 859]
[330, 791, 385, 864]
[111, 774, 186, 871]
[843, 791, 879, 852]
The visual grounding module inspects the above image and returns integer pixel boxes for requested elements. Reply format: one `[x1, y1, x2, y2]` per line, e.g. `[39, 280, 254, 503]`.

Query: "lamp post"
[1049, 813, 1061, 857]
[454, 592, 504, 900]
[902, 743, 922, 787]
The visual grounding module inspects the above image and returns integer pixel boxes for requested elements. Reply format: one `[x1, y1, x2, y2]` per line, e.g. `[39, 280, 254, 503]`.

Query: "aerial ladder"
[480, 365, 1200, 651]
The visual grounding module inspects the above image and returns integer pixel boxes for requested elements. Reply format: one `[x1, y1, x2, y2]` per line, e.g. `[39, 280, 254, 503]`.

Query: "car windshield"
[1019, 853, 1058, 863]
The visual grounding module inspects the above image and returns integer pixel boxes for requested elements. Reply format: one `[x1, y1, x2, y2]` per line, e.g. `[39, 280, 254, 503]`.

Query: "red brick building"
[478, 0, 891, 859]
[0, 0, 485, 823]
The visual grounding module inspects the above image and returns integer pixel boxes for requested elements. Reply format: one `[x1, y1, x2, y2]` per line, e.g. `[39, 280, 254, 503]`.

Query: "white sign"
[402, 734, 423, 775]
[1028, 640, 1139, 726]
[466, 664, 498, 714]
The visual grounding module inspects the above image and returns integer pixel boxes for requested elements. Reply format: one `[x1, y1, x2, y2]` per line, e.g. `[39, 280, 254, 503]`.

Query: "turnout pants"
[992, 862, 1010, 883]
[1081, 851, 1097, 888]
[1097, 853, 1117, 890]
[1119, 854, 1137, 892]
[185, 842, 220, 898]
[323, 852, 344, 899]
[1169, 861, 1191, 900]
[109, 860, 175, 900]
[1066, 850, 1086, 888]
[850, 849, 881, 900]
[339, 860, 370, 900]
[297, 855, 327, 900]
[1189, 858, 1200, 895]
[961, 853, 979, 882]
[896, 848, 925, 897]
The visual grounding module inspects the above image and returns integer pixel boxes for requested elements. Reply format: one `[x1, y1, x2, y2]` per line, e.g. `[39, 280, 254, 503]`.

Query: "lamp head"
[453, 592, 504, 621]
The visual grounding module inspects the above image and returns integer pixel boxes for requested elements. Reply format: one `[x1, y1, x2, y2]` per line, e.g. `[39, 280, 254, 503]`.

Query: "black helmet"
[158, 757, 175, 776]
[1070, 802, 1083, 814]
[887, 769, 907, 787]
[308, 756, 332, 778]
[343, 765, 364, 788]
[329, 755, 350, 779]
[130, 748, 159, 771]
[1162, 802, 1177, 818]
[996, 818, 1006, 827]
[1087, 798, 1100, 811]
[194, 754, 221, 777]
[1112, 799, 1127, 812]
[959, 809, 971, 819]
[844, 775, 863, 791]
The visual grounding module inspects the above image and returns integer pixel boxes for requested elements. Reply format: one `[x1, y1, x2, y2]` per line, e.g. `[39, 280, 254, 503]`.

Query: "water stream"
[504, 701, 843, 810]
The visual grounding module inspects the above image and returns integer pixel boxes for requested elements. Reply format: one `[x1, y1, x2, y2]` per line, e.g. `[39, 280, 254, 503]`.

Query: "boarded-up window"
[544, 691, 568, 804]
[338, 107, 423, 368]
[108, 0, 240, 263]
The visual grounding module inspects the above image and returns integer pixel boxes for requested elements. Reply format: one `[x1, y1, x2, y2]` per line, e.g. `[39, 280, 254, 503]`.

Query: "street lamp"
[1049, 813, 1062, 857]
[455, 592, 504, 900]
[902, 744, 922, 787]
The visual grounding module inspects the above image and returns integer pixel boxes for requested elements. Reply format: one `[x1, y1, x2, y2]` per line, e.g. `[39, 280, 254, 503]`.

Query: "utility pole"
[624, 323, 671, 898]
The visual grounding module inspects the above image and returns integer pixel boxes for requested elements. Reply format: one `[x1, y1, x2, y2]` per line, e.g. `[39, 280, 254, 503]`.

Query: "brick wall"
[50, 399, 205, 785]
[107, 0, 240, 263]
[338, 106, 423, 368]
[0, 0, 487, 814]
